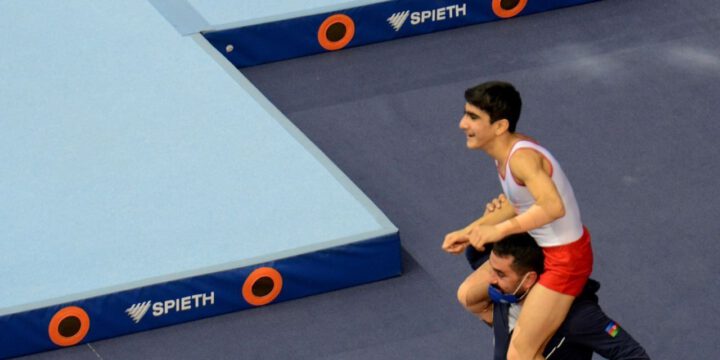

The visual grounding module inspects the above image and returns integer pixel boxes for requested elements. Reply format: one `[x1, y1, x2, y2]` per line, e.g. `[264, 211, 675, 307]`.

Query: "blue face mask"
[488, 272, 531, 304]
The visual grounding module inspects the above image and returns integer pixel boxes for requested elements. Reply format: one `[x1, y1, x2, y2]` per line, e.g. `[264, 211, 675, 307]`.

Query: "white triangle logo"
[126, 301, 152, 324]
[387, 11, 410, 32]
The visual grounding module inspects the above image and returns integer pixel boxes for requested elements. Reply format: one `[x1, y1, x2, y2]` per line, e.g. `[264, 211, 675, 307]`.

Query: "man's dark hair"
[464, 81, 522, 133]
[492, 232, 544, 274]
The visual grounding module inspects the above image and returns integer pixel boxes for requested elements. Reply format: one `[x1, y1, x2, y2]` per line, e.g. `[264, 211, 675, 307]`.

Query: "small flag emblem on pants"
[605, 321, 620, 337]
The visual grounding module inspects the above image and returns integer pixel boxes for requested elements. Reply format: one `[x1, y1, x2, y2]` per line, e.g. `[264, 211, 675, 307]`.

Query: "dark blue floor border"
[1, 233, 400, 358]
[203, 0, 600, 67]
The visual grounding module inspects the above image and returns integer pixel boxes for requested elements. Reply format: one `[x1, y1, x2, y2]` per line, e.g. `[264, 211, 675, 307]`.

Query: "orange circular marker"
[242, 267, 283, 306]
[492, 0, 528, 19]
[48, 306, 90, 347]
[317, 14, 355, 51]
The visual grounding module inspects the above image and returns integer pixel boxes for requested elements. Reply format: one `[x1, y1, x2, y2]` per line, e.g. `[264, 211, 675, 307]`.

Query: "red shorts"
[538, 227, 593, 296]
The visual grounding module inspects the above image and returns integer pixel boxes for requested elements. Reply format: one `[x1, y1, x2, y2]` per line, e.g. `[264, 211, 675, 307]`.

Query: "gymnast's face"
[459, 103, 497, 150]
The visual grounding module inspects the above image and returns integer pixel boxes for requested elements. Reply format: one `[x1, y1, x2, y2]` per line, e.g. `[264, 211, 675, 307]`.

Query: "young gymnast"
[442, 81, 593, 359]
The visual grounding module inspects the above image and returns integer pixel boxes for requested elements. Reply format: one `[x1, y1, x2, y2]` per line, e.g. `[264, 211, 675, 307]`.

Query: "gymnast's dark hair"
[464, 81, 522, 133]
[492, 232, 544, 274]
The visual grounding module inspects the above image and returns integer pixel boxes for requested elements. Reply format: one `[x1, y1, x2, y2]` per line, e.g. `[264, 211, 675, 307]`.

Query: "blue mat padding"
[1, 234, 400, 358]
[202, 0, 599, 67]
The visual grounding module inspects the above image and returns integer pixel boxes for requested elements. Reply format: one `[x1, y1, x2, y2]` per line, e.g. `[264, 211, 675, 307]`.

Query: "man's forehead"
[490, 252, 515, 271]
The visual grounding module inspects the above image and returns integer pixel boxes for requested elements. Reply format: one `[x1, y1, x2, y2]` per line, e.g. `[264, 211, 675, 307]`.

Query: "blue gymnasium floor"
[0, 0, 402, 358]
[167, 0, 388, 32]
[0, 0, 392, 312]
[13, 0, 720, 359]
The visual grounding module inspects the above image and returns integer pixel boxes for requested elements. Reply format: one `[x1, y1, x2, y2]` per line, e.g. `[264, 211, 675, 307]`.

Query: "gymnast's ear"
[493, 118, 510, 135]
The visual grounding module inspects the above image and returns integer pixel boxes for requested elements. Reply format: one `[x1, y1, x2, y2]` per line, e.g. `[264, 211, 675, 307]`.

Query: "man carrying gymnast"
[443, 81, 594, 359]
[466, 232, 649, 359]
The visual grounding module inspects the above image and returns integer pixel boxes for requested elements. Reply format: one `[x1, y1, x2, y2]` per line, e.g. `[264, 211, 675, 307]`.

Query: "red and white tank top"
[497, 140, 583, 247]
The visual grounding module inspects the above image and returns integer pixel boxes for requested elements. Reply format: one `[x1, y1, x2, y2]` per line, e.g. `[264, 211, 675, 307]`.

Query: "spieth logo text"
[126, 291, 215, 323]
[387, 3, 467, 32]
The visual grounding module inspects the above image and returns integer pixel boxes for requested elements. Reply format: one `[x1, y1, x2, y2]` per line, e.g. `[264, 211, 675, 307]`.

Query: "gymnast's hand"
[443, 194, 509, 254]
[484, 194, 508, 215]
[442, 229, 470, 254]
[467, 224, 502, 252]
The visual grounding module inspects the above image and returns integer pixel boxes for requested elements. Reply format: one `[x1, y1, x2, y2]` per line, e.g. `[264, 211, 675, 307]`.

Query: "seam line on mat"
[87, 343, 104, 359]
